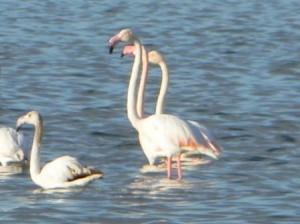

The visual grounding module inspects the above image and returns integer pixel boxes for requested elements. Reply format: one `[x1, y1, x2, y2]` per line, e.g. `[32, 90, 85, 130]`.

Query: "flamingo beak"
[108, 35, 120, 54]
[16, 116, 25, 132]
[109, 45, 114, 54]
[16, 126, 21, 132]
[16, 121, 23, 132]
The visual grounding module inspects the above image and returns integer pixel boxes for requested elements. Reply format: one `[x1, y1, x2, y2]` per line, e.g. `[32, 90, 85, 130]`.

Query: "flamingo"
[16, 111, 103, 189]
[0, 124, 26, 166]
[122, 45, 221, 165]
[108, 29, 220, 180]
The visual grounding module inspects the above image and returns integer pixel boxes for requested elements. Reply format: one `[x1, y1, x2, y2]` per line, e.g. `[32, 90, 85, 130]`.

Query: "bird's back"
[0, 127, 25, 165]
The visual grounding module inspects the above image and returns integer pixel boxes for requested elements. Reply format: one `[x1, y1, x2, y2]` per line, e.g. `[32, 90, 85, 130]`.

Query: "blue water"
[1, 0, 300, 223]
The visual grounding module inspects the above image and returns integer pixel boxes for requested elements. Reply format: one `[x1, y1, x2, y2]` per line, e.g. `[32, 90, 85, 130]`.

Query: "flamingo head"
[16, 111, 42, 131]
[121, 45, 135, 57]
[108, 28, 134, 54]
[148, 50, 164, 65]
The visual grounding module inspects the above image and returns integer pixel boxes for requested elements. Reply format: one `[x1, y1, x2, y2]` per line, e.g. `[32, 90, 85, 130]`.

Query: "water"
[1, 0, 300, 223]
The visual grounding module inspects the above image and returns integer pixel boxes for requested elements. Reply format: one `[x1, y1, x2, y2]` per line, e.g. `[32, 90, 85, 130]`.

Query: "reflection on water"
[128, 175, 194, 196]
[0, 164, 28, 177]
[140, 157, 210, 173]
[32, 187, 85, 195]
[1, 0, 300, 223]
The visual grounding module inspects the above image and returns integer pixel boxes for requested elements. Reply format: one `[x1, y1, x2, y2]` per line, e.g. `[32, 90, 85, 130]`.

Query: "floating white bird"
[109, 29, 220, 180]
[0, 124, 26, 166]
[16, 111, 103, 189]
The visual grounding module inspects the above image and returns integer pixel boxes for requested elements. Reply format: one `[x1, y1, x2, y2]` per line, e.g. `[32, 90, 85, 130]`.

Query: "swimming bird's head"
[16, 111, 42, 131]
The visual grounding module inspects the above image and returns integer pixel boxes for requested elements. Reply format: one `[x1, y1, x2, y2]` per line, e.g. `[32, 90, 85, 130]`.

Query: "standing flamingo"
[122, 45, 221, 165]
[16, 111, 103, 189]
[109, 29, 220, 180]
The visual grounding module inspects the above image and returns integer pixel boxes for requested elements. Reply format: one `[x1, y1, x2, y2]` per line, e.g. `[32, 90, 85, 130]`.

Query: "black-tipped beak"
[16, 118, 24, 132]
[16, 126, 21, 132]
[109, 45, 114, 54]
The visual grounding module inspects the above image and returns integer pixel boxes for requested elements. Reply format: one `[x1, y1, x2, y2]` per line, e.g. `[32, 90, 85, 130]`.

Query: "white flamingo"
[16, 111, 103, 189]
[0, 124, 26, 166]
[122, 45, 220, 165]
[109, 29, 220, 180]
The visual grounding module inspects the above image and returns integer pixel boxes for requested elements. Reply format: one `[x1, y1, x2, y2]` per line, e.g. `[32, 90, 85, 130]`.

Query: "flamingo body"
[0, 126, 25, 166]
[138, 114, 190, 164]
[33, 155, 102, 189]
[138, 114, 219, 165]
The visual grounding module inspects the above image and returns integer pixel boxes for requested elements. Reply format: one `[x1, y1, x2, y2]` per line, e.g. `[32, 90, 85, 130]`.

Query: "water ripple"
[1, 0, 300, 223]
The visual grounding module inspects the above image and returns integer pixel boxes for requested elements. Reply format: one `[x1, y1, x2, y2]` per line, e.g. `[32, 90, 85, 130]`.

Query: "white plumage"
[33, 155, 102, 189]
[122, 44, 221, 164]
[138, 114, 190, 162]
[108, 29, 221, 179]
[16, 111, 103, 189]
[0, 126, 25, 166]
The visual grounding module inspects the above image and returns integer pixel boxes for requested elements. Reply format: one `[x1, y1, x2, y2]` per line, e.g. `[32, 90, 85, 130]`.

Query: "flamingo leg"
[166, 156, 172, 179]
[177, 153, 182, 180]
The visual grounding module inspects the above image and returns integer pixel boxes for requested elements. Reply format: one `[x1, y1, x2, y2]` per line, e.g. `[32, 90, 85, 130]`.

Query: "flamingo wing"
[186, 120, 221, 158]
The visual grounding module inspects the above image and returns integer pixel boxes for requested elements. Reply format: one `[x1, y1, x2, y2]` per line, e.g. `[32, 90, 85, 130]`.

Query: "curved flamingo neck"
[155, 60, 169, 114]
[136, 46, 148, 118]
[30, 119, 42, 182]
[127, 38, 142, 129]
